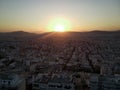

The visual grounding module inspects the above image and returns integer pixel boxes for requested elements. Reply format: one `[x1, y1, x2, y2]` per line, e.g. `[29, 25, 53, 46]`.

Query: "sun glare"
[54, 24, 65, 32]
[48, 17, 71, 32]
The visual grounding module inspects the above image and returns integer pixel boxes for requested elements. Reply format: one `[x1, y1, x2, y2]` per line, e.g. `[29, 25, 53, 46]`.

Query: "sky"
[0, 0, 120, 33]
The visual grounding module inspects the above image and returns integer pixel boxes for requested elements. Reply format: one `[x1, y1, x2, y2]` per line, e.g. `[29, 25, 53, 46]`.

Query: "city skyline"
[0, 0, 120, 33]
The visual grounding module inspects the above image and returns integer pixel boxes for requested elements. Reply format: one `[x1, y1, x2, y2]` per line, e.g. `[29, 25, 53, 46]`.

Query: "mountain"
[42, 30, 120, 40]
[0, 30, 120, 41]
[0, 31, 37, 41]
[0, 31, 36, 36]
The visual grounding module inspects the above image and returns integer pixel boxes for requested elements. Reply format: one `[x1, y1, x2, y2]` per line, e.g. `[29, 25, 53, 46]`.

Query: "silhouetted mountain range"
[0, 31, 37, 41]
[0, 30, 120, 41]
[50, 30, 120, 40]
[0, 31, 36, 36]
[0, 30, 120, 36]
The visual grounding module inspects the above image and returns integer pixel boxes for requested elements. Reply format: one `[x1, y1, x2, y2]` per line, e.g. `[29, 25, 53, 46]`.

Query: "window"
[33, 84, 39, 87]
[57, 85, 62, 88]
[39, 87, 46, 90]
[49, 84, 56, 87]
[8, 81, 11, 85]
[64, 85, 72, 89]
[3, 80, 6, 83]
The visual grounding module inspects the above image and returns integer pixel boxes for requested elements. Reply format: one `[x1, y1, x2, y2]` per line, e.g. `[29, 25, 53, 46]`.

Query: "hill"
[0, 30, 120, 41]
[0, 31, 37, 41]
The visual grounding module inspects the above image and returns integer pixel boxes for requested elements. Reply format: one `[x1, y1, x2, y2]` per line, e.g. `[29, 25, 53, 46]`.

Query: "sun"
[47, 17, 71, 32]
[54, 24, 65, 32]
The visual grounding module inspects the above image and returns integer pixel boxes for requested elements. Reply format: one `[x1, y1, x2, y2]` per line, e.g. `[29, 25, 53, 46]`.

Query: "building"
[33, 74, 75, 90]
[89, 74, 120, 90]
[0, 73, 26, 90]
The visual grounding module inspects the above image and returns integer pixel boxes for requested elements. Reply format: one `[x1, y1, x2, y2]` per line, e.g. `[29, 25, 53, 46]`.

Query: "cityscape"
[0, 0, 120, 90]
[0, 31, 120, 90]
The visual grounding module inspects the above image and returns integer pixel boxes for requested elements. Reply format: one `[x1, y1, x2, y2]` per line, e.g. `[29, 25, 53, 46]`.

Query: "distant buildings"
[89, 74, 120, 90]
[33, 74, 75, 90]
[0, 33, 120, 90]
[0, 73, 26, 90]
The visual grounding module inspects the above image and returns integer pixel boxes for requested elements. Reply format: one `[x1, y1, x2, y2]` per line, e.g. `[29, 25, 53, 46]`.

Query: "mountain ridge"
[0, 30, 120, 35]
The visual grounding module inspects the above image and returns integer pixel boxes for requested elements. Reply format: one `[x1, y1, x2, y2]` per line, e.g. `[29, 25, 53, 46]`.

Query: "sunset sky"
[0, 0, 120, 33]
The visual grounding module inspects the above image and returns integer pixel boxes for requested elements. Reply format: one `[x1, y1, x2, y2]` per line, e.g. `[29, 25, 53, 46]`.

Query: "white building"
[33, 74, 75, 90]
[0, 73, 26, 90]
[89, 74, 120, 90]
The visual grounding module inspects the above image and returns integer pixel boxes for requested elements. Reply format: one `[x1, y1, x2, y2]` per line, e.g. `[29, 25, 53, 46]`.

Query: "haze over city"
[0, 0, 120, 33]
[1, 0, 120, 90]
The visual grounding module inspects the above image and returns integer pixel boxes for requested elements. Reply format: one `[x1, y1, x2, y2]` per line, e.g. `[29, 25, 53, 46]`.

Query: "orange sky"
[0, 0, 120, 33]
